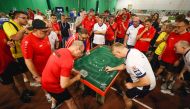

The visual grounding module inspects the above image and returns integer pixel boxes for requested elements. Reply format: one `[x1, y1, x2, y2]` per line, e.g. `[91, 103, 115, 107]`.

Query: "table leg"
[96, 93, 105, 104]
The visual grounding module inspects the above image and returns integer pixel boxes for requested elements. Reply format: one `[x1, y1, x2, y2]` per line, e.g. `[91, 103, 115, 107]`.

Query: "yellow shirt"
[3, 19, 23, 59]
[155, 32, 167, 55]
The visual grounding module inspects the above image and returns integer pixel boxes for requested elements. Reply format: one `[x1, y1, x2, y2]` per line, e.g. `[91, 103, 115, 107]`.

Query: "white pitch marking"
[110, 87, 153, 109]
[132, 99, 153, 109]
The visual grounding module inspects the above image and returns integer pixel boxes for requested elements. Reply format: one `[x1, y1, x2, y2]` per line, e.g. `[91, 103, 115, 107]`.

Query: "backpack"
[1, 21, 19, 53]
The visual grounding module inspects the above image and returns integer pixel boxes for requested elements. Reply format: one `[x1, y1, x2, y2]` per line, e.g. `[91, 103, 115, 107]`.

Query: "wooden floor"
[0, 79, 190, 109]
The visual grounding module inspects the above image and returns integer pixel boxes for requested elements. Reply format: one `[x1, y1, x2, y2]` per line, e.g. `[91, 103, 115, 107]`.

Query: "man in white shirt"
[93, 16, 107, 47]
[175, 40, 190, 84]
[124, 16, 143, 48]
[105, 43, 156, 109]
[48, 31, 59, 51]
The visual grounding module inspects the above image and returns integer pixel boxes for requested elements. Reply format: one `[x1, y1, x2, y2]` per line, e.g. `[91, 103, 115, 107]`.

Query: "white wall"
[116, 0, 190, 10]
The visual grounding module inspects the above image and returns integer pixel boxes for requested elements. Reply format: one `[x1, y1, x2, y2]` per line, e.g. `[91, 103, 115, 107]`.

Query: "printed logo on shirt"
[132, 66, 143, 76]
[39, 44, 43, 48]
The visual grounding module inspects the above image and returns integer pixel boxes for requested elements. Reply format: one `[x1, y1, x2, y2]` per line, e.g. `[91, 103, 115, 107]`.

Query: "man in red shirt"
[135, 19, 156, 54]
[0, 29, 31, 103]
[106, 16, 118, 45]
[21, 19, 51, 82]
[51, 14, 62, 47]
[82, 11, 96, 35]
[42, 40, 84, 109]
[156, 19, 190, 80]
[116, 15, 129, 43]
[27, 8, 34, 20]
[82, 11, 96, 48]
[66, 28, 90, 54]
[116, 8, 130, 24]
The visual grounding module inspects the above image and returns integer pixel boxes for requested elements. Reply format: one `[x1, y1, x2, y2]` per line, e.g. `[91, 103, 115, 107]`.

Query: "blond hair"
[111, 42, 125, 52]
[71, 40, 84, 48]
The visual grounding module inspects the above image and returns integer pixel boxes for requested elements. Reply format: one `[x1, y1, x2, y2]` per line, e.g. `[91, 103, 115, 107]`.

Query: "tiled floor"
[0, 79, 190, 109]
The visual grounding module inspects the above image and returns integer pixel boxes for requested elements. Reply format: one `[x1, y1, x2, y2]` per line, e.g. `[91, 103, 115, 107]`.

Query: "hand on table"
[105, 66, 114, 72]
[75, 73, 81, 81]
[86, 51, 90, 55]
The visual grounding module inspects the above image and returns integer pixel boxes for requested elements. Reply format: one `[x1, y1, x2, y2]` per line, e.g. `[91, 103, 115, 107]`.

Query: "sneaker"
[161, 83, 168, 90]
[161, 89, 175, 96]
[185, 87, 190, 94]
[20, 92, 31, 103]
[51, 102, 63, 109]
[45, 93, 52, 103]
[30, 82, 41, 87]
[168, 81, 175, 90]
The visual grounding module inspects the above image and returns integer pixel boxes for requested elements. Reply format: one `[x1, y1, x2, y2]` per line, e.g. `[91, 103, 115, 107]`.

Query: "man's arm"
[60, 73, 81, 89]
[178, 66, 188, 80]
[94, 30, 107, 35]
[136, 28, 148, 40]
[139, 38, 151, 42]
[3, 22, 26, 41]
[125, 74, 150, 89]
[105, 64, 126, 72]
[10, 29, 26, 41]
[24, 59, 41, 81]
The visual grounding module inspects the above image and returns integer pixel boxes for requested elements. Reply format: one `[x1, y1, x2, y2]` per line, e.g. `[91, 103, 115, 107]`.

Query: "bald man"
[42, 40, 84, 109]
[175, 40, 190, 81]
[123, 16, 143, 48]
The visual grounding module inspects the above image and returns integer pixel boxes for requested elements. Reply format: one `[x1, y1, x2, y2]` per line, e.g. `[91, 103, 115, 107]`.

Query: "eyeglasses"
[18, 17, 28, 20]
[175, 25, 185, 28]
[40, 28, 49, 33]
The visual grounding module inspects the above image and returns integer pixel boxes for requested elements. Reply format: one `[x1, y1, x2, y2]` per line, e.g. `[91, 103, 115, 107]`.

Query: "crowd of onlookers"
[0, 7, 190, 109]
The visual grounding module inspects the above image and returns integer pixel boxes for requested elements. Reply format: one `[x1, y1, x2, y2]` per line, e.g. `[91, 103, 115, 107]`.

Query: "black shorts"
[159, 60, 176, 73]
[0, 61, 21, 85]
[15, 57, 28, 73]
[125, 78, 150, 98]
[150, 53, 160, 71]
[127, 45, 134, 49]
[48, 89, 71, 105]
[184, 71, 190, 82]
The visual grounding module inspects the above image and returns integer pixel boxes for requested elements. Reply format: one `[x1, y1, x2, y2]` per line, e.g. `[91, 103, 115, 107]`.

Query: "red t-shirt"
[161, 32, 190, 64]
[42, 48, 74, 93]
[66, 33, 90, 52]
[0, 30, 13, 74]
[21, 33, 51, 75]
[28, 11, 34, 20]
[82, 16, 96, 35]
[106, 22, 118, 41]
[115, 13, 130, 24]
[117, 20, 129, 38]
[52, 22, 62, 41]
[135, 26, 156, 52]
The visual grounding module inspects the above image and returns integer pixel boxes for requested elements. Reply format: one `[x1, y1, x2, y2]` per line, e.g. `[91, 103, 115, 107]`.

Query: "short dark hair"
[51, 14, 56, 17]
[183, 19, 190, 25]
[175, 14, 186, 22]
[12, 11, 28, 19]
[78, 28, 88, 34]
[145, 18, 153, 23]
[99, 16, 104, 19]
[61, 14, 65, 17]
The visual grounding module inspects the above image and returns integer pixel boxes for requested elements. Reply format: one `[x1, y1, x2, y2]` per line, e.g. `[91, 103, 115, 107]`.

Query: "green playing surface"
[74, 46, 124, 91]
